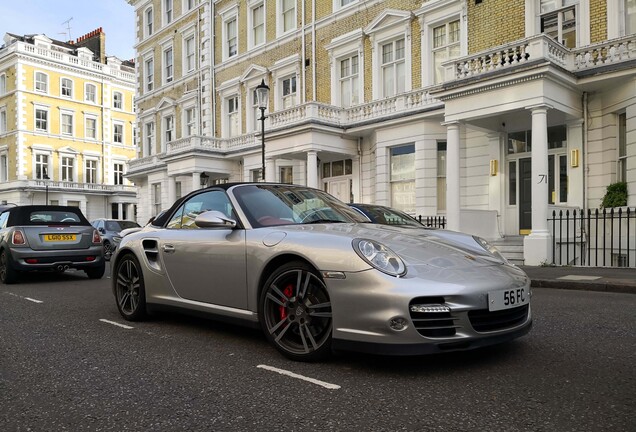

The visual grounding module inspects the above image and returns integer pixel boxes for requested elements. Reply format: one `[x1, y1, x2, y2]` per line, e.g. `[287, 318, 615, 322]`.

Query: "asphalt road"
[1, 268, 634, 432]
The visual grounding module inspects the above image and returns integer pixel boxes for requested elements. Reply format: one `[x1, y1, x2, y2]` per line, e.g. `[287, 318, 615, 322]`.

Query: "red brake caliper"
[279, 284, 294, 320]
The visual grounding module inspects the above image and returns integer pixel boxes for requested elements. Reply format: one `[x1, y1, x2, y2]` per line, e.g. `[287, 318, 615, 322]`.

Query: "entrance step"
[491, 236, 525, 265]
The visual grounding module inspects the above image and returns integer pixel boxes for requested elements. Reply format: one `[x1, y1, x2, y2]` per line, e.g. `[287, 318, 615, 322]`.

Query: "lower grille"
[468, 304, 529, 332]
[409, 297, 458, 337]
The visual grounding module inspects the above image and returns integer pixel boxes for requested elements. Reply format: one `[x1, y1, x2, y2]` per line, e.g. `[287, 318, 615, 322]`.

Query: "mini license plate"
[488, 288, 529, 311]
[43, 234, 76, 242]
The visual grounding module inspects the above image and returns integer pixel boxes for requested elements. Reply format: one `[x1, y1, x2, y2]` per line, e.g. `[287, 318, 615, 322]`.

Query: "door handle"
[162, 244, 176, 253]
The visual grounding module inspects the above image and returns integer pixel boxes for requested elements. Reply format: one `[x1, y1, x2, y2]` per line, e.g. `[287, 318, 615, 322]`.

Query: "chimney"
[75, 27, 106, 63]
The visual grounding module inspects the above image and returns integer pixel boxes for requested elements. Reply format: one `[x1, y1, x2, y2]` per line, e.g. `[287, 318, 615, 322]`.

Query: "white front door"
[326, 179, 350, 202]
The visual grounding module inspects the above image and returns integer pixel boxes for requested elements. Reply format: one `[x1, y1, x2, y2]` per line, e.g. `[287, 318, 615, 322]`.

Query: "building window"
[339, 55, 359, 108]
[619, 112, 627, 183]
[390, 144, 415, 214]
[61, 112, 73, 136]
[113, 123, 124, 143]
[432, 20, 460, 84]
[35, 153, 49, 180]
[184, 0, 197, 12]
[250, 169, 263, 182]
[85, 159, 97, 184]
[227, 96, 239, 137]
[85, 83, 96, 103]
[0, 108, 6, 134]
[164, 46, 174, 83]
[508, 160, 517, 206]
[251, 88, 260, 132]
[145, 7, 154, 36]
[250, 2, 265, 48]
[145, 121, 155, 156]
[145, 57, 154, 92]
[280, 166, 293, 184]
[152, 183, 162, 215]
[113, 91, 123, 109]
[35, 108, 48, 132]
[61, 78, 73, 98]
[164, 115, 174, 147]
[626, 0, 636, 35]
[184, 35, 196, 72]
[0, 74, 6, 95]
[381, 38, 405, 98]
[337, 0, 357, 8]
[184, 107, 196, 136]
[164, 0, 173, 24]
[0, 153, 7, 182]
[540, 0, 577, 48]
[437, 142, 447, 211]
[61, 156, 74, 182]
[114, 163, 124, 185]
[226, 16, 238, 59]
[282, 75, 297, 109]
[279, 0, 296, 34]
[35, 72, 48, 93]
[85, 117, 97, 139]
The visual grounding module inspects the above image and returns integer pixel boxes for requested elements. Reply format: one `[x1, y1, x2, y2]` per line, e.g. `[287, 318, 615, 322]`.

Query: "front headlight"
[473, 236, 508, 263]
[113, 235, 122, 243]
[353, 239, 406, 277]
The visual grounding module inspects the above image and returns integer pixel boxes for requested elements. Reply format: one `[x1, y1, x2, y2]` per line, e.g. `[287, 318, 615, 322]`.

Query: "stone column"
[167, 175, 177, 204]
[524, 104, 552, 265]
[265, 158, 276, 182]
[118, 203, 124, 220]
[192, 172, 200, 192]
[306, 151, 318, 188]
[445, 122, 461, 231]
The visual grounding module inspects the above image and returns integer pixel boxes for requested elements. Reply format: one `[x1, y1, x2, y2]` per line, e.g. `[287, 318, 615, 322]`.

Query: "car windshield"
[357, 205, 422, 227]
[233, 184, 367, 228]
[105, 220, 141, 231]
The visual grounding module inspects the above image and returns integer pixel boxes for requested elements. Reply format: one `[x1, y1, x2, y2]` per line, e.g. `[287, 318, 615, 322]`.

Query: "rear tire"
[103, 241, 113, 261]
[0, 249, 18, 284]
[114, 253, 147, 321]
[85, 262, 105, 279]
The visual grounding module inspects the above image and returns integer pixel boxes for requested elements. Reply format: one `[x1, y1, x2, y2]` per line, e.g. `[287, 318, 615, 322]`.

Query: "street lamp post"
[255, 79, 270, 181]
[43, 167, 50, 205]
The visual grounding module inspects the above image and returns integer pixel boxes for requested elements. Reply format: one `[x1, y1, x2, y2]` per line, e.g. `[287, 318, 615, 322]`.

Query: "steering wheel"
[299, 208, 324, 223]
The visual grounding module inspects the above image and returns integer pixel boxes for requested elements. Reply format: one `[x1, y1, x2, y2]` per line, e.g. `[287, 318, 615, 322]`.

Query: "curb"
[530, 279, 636, 294]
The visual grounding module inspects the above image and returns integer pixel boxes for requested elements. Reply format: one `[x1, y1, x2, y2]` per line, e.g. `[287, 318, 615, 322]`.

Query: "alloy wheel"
[115, 255, 145, 319]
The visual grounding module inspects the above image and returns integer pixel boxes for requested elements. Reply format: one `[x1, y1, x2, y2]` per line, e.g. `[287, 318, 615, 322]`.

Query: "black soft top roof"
[5, 205, 91, 226]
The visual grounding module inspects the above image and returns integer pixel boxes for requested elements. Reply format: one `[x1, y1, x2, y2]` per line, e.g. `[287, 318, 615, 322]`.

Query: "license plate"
[43, 234, 76, 242]
[488, 288, 529, 311]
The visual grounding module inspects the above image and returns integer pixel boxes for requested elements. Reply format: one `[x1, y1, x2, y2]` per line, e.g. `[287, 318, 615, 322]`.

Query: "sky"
[0, 0, 136, 60]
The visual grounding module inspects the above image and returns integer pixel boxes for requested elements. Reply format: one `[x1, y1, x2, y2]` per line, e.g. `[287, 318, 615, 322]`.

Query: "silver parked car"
[91, 219, 141, 259]
[112, 183, 531, 361]
[0, 205, 105, 284]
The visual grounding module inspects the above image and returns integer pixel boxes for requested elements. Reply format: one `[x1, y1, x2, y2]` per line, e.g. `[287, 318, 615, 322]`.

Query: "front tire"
[0, 249, 18, 284]
[114, 253, 147, 321]
[259, 261, 332, 362]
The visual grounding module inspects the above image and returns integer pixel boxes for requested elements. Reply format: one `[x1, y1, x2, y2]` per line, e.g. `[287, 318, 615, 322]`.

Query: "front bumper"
[326, 264, 532, 354]
[8, 246, 104, 271]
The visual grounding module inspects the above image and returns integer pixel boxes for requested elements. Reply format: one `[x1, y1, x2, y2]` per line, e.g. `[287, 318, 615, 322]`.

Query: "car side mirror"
[194, 210, 237, 228]
[99, 227, 106, 234]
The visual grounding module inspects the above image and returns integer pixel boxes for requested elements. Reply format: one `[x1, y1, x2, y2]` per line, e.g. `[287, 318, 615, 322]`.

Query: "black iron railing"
[418, 215, 446, 228]
[549, 208, 635, 267]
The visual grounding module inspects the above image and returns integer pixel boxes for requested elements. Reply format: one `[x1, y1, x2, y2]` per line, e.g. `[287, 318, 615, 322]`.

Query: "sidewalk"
[519, 265, 636, 294]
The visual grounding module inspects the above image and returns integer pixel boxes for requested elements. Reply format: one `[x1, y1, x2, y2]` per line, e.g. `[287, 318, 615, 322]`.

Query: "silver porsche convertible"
[112, 183, 531, 361]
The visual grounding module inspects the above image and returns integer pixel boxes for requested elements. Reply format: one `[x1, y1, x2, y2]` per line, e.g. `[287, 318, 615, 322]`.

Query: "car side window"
[0, 212, 8, 229]
[167, 190, 234, 230]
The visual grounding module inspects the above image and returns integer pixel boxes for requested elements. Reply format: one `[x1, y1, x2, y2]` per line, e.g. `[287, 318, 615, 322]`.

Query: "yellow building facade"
[0, 30, 137, 220]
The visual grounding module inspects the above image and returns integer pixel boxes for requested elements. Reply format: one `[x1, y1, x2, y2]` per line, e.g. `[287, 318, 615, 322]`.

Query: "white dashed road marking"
[99, 319, 134, 329]
[257, 364, 341, 390]
[5, 292, 43, 303]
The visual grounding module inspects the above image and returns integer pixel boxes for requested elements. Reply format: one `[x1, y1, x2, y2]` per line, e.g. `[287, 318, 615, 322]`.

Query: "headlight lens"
[353, 239, 406, 277]
[113, 236, 122, 243]
[473, 236, 508, 263]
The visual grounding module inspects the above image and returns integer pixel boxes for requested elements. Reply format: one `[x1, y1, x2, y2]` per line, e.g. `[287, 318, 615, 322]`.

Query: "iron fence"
[418, 215, 446, 229]
[549, 208, 635, 267]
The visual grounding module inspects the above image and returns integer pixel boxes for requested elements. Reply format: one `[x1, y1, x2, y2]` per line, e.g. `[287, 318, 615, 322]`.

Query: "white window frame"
[221, 6, 239, 60]
[0, 73, 6, 95]
[144, 120, 155, 156]
[84, 114, 98, 140]
[183, 105, 197, 137]
[277, 0, 297, 36]
[33, 150, 52, 180]
[85, 83, 97, 103]
[0, 107, 6, 134]
[389, 143, 416, 214]
[607, 0, 636, 38]
[145, 6, 154, 37]
[144, 55, 154, 92]
[0, 150, 8, 182]
[162, 114, 175, 151]
[113, 162, 125, 185]
[61, 77, 73, 99]
[60, 110, 74, 136]
[183, 0, 197, 13]
[113, 121, 124, 144]
[163, 0, 173, 26]
[113, 91, 124, 110]
[334, 0, 357, 11]
[525, 0, 588, 46]
[163, 44, 174, 84]
[327, 30, 365, 108]
[182, 30, 196, 74]
[367, 11, 412, 100]
[271, 56, 301, 111]
[60, 154, 76, 182]
[152, 183, 162, 215]
[225, 95, 240, 138]
[34, 105, 49, 133]
[35, 71, 48, 93]
[84, 157, 98, 184]
[248, 1, 266, 49]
